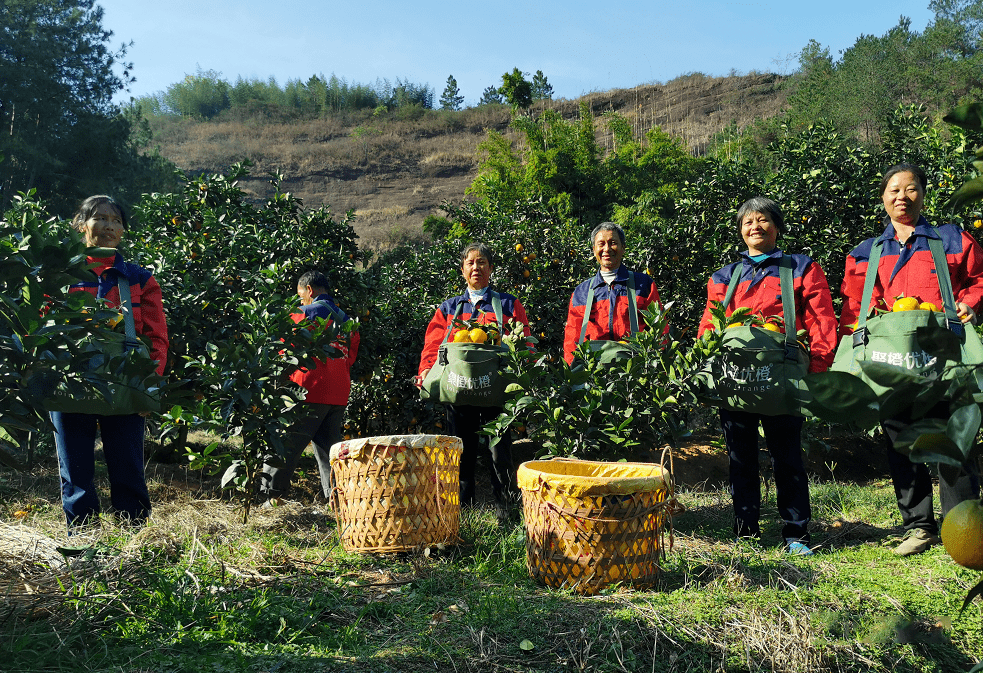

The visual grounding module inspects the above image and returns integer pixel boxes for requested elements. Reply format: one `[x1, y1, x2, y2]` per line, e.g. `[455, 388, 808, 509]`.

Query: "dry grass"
[146, 73, 788, 246]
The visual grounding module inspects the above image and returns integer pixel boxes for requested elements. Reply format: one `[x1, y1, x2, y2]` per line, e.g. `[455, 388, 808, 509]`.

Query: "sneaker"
[894, 528, 941, 556]
[785, 539, 814, 556]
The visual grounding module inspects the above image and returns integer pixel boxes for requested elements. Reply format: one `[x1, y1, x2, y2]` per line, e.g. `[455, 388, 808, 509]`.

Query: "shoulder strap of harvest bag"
[578, 271, 638, 344]
[310, 299, 346, 324]
[927, 235, 965, 336]
[116, 275, 140, 350]
[723, 256, 798, 359]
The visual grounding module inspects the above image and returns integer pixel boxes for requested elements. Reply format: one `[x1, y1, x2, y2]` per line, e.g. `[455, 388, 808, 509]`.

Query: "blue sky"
[97, 0, 937, 106]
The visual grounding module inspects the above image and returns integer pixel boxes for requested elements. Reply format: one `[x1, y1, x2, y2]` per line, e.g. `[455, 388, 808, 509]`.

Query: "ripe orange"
[941, 499, 983, 570]
[762, 322, 781, 332]
[453, 329, 471, 343]
[893, 297, 920, 312]
[974, 219, 983, 229]
[522, 270, 530, 278]
[469, 328, 489, 344]
[515, 243, 524, 253]
[918, 302, 939, 312]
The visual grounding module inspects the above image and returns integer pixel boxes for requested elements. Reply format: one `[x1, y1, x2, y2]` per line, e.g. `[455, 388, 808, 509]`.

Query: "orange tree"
[127, 164, 365, 493]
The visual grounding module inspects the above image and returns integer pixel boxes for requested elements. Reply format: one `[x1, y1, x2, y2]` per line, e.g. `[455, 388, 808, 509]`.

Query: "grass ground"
[1, 435, 981, 673]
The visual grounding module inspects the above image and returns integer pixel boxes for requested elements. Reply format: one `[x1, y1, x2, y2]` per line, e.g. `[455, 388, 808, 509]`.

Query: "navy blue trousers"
[51, 412, 150, 528]
[720, 409, 811, 542]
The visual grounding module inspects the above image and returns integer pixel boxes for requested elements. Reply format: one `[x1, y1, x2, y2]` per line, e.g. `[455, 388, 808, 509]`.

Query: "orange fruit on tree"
[973, 219, 983, 229]
[453, 329, 471, 343]
[515, 243, 524, 253]
[941, 498, 983, 570]
[918, 301, 939, 312]
[762, 322, 781, 332]
[469, 328, 489, 344]
[892, 296, 920, 312]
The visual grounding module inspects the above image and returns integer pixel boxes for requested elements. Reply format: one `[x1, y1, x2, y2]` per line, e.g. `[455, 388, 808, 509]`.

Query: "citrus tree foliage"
[128, 165, 361, 511]
[486, 304, 715, 458]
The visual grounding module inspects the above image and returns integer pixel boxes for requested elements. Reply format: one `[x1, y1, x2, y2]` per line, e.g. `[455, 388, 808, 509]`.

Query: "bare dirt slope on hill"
[150, 73, 788, 248]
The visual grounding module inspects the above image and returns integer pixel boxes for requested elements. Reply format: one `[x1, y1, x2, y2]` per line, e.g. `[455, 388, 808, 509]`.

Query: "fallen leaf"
[519, 639, 535, 651]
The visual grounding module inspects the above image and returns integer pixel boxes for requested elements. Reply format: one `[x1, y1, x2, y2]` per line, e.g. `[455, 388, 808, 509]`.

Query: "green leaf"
[505, 383, 524, 394]
[519, 639, 535, 651]
[961, 578, 983, 615]
[802, 371, 878, 427]
[946, 176, 983, 213]
[859, 361, 926, 388]
[893, 418, 948, 455]
[946, 403, 981, 461]
[915, 322, 962, 362]
[943, 102, 983, 132]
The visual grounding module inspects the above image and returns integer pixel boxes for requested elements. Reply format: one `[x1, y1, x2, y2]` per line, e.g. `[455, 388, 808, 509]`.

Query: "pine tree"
[531, 70, 554, 101]
[478, 86, 504, 106]
[439, 75, 464, 110]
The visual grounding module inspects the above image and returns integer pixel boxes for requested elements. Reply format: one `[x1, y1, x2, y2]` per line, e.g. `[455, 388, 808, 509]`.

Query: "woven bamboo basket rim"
[517, 458, 669, 497]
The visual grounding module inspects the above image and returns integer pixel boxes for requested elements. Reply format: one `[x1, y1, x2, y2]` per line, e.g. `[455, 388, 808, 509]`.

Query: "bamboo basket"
[517, 457, 676, 595]
[329, 434, 462, 553]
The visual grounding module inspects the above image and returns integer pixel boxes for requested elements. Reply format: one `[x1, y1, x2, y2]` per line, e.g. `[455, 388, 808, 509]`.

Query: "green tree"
[0, 0, 136, 209]
[478, 86, 504, 106]
[499, 68, 533, 110]
[531, 70, 554, 101]
[439, 75, 464, 111]
[162, 67, 231, 119]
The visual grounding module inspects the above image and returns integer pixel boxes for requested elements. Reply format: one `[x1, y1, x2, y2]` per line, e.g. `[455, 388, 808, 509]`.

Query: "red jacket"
[71, 253, 169, 376]
[697, 250, 838, 374]
[840, 217, 983, 337]
[419, 289, 530, 376]
[563, 266, 662, 364]
[289, 294, 359, 406]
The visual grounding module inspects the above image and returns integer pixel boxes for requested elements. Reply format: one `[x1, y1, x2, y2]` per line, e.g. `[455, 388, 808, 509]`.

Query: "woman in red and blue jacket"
[698, 197, 838, 555]
[53, 195, 168, 529]
[416, 243, 530, 510]
[840, 163, 983, 556]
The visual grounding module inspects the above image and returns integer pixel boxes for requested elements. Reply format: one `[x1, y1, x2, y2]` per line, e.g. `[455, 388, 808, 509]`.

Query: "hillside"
[148, 72, 789, 248]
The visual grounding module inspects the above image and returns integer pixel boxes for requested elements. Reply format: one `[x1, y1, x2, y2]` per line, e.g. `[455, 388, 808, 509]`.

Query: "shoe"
[894, 528, 941, 556]
[784, 539, 814, 556]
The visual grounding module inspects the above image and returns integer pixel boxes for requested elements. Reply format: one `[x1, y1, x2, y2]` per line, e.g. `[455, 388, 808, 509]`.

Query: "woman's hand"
[414, 369, 430, 389]
[957, 302, 978, 325]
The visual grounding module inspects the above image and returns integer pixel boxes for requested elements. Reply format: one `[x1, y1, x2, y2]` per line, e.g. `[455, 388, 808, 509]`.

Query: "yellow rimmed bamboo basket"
[517, 457, 676, 595]
[329, 434, 463, 553]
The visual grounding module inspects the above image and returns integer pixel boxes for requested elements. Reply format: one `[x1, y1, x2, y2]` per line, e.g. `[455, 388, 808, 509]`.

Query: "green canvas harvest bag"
[44, 274, 162, 416]
[696, 256, 810, 416]
[831, 234, 983, 399]
[573, 271, 639, 367]
[420, 291, 509, 407]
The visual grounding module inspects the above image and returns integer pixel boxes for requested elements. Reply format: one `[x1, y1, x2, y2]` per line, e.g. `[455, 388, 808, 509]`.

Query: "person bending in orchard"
[562, 221, 662, 364]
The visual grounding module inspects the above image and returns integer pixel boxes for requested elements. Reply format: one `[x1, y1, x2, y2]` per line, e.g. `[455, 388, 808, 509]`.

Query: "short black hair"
[879, 163, 927, 196]
[72, 195, 128, 232]
[297, 270, 330, 291]
[460, 242, 495, 267]
[590, 222, 626, 248]
[736, 197, 785, 235]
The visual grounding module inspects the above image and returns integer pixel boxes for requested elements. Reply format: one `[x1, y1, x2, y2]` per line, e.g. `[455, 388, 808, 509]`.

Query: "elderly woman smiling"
[416, 243, 531, 512]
